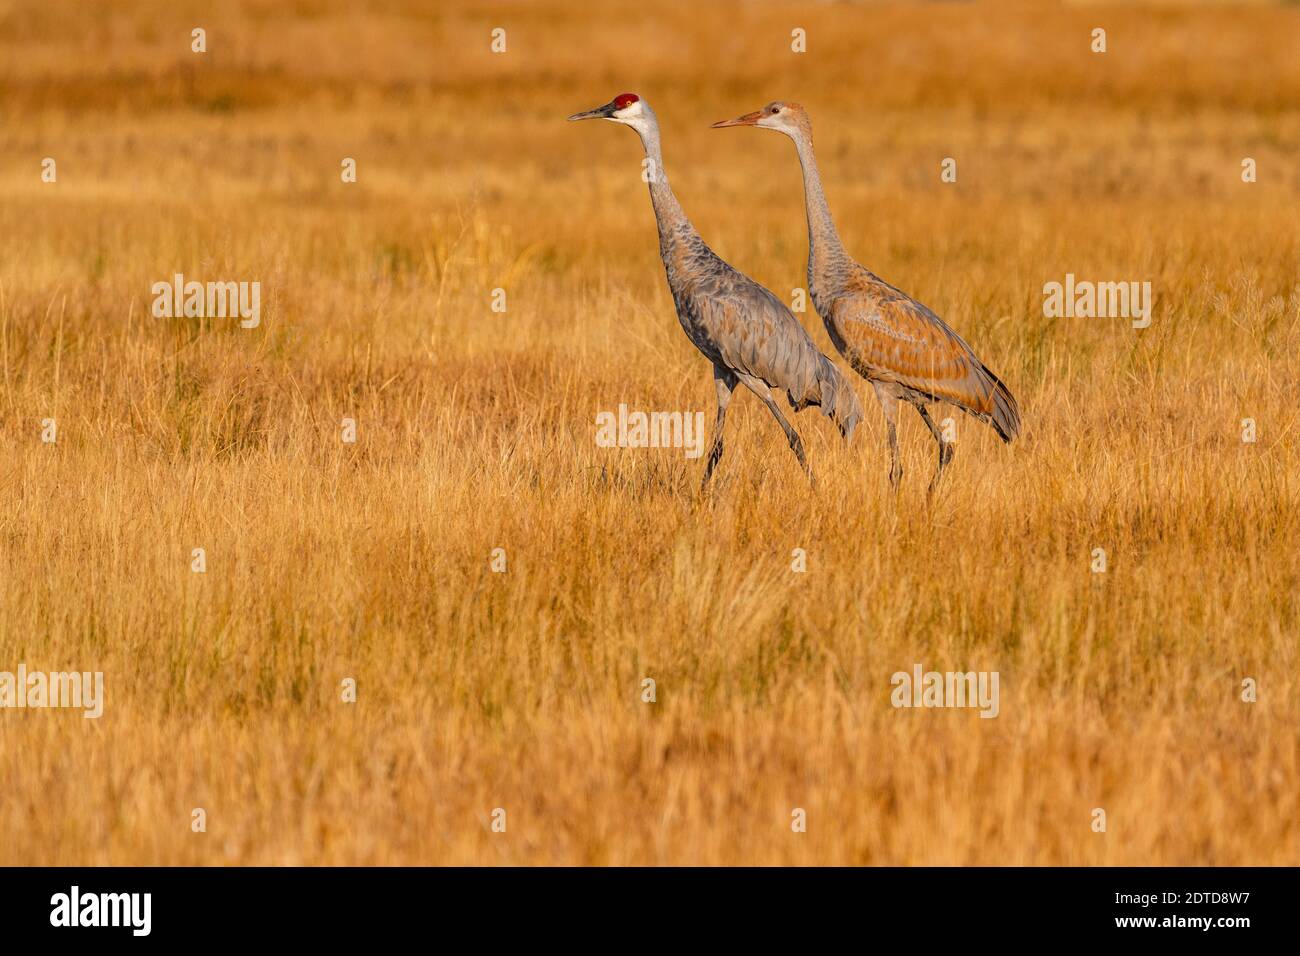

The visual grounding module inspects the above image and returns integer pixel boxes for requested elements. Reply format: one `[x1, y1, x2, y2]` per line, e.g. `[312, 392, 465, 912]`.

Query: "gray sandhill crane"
[713, 102, 1021, 490]
[569, 93, 863, 488]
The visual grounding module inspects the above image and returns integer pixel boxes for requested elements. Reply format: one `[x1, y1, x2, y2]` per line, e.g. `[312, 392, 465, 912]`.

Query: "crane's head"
[711, 101, 811, 141]
[567, 93, 654, 134]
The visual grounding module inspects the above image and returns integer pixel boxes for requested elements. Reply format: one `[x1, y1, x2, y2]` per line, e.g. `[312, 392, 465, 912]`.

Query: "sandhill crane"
[713, 102, 1021, 491]
[569, 93, 863, 488]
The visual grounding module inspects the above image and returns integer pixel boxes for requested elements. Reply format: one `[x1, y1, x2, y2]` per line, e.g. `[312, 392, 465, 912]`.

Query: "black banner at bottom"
[0, 867, 1289, 943]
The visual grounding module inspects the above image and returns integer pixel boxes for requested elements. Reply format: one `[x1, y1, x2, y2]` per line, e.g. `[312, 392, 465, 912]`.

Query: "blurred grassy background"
[0, 0, 1296, 864]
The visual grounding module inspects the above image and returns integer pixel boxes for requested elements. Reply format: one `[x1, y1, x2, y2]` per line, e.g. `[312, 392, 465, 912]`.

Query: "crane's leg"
[913, 402, 954, 490]
[701, 364, 738, 490]
[738, 374, 814, 484]
[873, 383, 903, 491]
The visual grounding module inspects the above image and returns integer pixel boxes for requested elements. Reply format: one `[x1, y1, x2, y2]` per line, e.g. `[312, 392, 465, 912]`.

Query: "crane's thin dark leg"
[874, 384, 903, 491]
[759, 397, 812, 482]
[701, 365, 738, 490]
[913, 403, 954, 491]
[735, 374, 813, 484]
[763, 396, 812, 483]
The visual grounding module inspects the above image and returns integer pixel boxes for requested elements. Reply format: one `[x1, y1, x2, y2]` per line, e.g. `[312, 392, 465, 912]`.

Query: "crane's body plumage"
[715, 101, 1021, 488]
[658, 222, 860, 429]
[571, 94, 862, 486]
[811, 264, 1019, 443]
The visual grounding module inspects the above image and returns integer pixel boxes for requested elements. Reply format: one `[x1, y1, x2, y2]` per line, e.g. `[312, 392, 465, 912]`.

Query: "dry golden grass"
[0, 0, 1298, 865]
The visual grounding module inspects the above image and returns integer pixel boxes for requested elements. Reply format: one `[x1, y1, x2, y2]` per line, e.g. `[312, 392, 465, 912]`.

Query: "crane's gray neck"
[635, 119, 694, 255]
[792, 132, 849, 284]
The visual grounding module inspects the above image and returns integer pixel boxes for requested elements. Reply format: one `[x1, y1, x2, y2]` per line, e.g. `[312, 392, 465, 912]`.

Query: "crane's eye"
[769, 105, 781, 114]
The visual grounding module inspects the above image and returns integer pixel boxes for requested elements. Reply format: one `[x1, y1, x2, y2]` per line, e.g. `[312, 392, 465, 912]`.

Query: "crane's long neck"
[792, 131, 850, 289]
[636, 122, 695, 258]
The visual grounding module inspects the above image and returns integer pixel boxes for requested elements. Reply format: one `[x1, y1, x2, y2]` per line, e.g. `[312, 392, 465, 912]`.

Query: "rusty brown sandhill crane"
[713, 102, 1021, 490]
[569, 93, 863, 488]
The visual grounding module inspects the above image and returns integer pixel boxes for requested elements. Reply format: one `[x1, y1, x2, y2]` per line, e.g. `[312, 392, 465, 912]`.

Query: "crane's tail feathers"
[789, 354, 863, 442]
[979, 365, 1021, 443]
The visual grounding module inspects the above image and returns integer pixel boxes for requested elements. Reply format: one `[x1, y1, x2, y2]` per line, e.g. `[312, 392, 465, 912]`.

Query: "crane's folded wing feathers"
[689, 272, 864, 439]
[831, 276, 1020, 441]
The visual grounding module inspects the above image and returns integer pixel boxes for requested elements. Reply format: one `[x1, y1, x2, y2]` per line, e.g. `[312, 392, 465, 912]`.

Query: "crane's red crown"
[613, 93, 640, 110]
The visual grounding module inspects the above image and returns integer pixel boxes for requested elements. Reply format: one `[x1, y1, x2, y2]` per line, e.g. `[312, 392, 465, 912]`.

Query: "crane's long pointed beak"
[711, 110, 762, 128]
[568, 102, 617, 122]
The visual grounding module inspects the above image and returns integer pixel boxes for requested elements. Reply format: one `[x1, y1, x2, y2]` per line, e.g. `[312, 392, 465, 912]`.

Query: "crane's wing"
[686, 268, 863, 438]
[830, 270, 1020, 441]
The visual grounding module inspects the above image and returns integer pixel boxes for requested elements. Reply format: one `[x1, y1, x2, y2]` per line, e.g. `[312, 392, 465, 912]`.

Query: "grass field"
[1, 0, 1298, 865]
